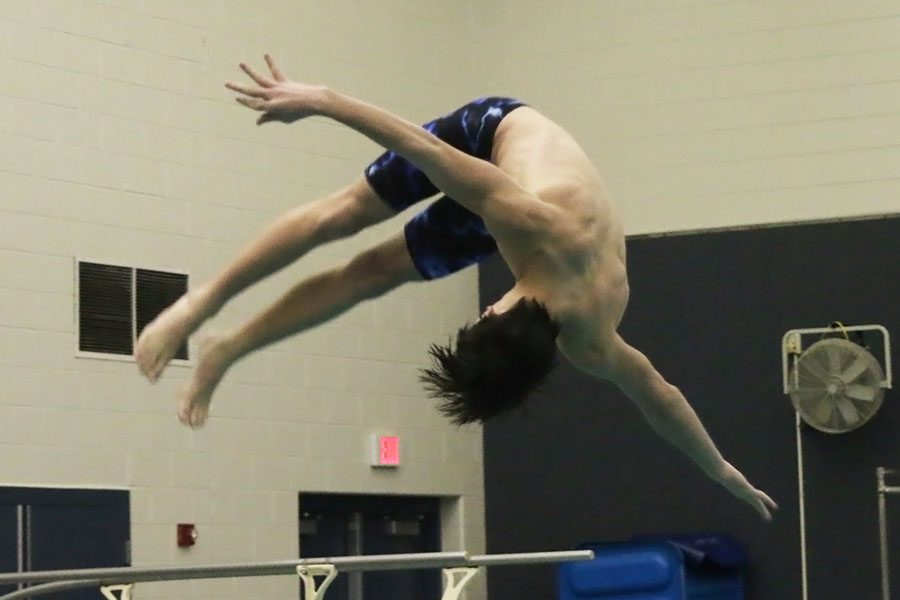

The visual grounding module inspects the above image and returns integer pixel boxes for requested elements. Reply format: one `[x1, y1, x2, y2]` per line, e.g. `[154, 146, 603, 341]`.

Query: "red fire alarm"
[177, 523, 198, 548]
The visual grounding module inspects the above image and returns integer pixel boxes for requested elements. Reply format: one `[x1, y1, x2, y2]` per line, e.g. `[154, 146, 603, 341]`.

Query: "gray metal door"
[299, 494, 441, 600]
[0, 504, 19, 597]
[0, 488, 130, 600]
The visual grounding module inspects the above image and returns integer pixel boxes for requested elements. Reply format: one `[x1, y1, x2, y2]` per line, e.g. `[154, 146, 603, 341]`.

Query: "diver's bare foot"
[178, 335, 234, 428]
[135, 289, 212, 382]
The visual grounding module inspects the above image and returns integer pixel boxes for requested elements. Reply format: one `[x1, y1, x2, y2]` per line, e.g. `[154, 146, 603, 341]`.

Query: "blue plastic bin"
[558, 534, 745, 600]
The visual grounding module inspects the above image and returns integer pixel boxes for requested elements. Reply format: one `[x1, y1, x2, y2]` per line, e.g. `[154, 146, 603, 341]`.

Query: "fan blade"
[796, 363, 828, 385]
[794, 384, 828, 396]
[794, 390, 824, 412]
[840, 356, 869, 384]
[801, 353, 832, 383]
[813, 396, 835, 425]
[845, 384, 877, 402]
[836, 398, 860, 425]
[824, 344, 843, 373]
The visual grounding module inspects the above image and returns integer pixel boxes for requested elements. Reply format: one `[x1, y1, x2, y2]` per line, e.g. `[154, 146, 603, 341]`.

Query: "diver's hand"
[714, 461, 779, 521]
[226, 54, 329, 125]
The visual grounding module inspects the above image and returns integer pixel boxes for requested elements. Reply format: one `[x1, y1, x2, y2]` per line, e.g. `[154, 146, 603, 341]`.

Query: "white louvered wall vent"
[77, 260, 189, 360]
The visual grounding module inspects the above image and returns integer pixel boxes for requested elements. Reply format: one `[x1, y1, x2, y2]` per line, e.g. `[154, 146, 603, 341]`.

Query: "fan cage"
[789, 338, 885, 433]
[782, 324, 892, 395]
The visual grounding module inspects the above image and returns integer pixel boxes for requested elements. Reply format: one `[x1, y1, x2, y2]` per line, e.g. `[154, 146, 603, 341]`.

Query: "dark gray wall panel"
[481, 216, 900, 600]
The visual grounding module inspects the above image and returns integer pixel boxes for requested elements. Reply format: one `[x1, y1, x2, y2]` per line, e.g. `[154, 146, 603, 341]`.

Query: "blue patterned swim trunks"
[364, 97, 527, 280]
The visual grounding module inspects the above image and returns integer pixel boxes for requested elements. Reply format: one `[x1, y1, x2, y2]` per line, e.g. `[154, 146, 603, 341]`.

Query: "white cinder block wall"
[12, 1, 893, 599]
[0, 1, 488, 600]
[476, 0, 900, 234]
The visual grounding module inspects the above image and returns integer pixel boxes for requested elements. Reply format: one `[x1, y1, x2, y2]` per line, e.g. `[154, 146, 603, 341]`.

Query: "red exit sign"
[371, 435, 400, 468]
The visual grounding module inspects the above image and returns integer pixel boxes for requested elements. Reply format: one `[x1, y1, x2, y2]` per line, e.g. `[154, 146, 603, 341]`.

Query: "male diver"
[136, 56, 778, 521]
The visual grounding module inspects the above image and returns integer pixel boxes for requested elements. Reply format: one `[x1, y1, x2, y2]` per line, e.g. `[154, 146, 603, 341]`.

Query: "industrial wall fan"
[782, 324, 892, 434]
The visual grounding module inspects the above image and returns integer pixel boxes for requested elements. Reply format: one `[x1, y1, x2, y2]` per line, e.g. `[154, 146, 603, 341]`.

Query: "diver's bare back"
[490, 106, 629, 351]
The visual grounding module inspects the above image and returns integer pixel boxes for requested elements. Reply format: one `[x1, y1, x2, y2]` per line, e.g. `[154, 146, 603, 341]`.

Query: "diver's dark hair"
[421, 298, 561, 425]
